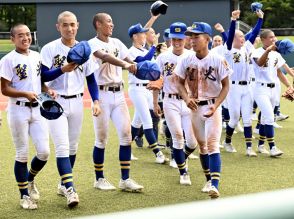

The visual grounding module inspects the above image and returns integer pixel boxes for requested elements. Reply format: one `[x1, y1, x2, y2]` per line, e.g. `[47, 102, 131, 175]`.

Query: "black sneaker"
[134, 136, 143, 148]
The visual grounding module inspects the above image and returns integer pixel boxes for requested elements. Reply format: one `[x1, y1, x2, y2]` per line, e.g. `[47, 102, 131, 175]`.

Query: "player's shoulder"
[41, 38, 60, 51]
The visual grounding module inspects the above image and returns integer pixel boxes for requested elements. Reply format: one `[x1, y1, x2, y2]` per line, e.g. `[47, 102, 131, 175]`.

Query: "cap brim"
[184, 29, 206, 36]
[168, 33, 186, 39]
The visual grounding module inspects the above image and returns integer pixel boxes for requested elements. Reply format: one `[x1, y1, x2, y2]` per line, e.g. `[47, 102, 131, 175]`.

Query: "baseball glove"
[282, 87, 294, 101]
[146, 76, 163, 90]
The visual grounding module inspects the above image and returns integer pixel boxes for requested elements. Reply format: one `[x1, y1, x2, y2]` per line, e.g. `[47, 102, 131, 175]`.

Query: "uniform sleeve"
[252, 48, 261, 59]
[277, 53, 286, 69]
[40, 44, 53, 69]
[127, 48, 137, 61]
[174, 55, 188, 79]
[84, 55, 100, 77]
[88, 38, 101, 54]
[155, 54, 164, 74]
[0, 56, 14, 81]
[117, 39, 129, 60]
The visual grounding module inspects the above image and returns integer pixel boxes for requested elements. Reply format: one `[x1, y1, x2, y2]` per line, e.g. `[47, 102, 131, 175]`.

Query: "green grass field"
[0, 79, 294, 218]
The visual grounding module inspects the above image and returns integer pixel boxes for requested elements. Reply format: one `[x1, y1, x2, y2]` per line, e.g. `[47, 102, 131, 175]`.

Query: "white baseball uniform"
[128, 46, 153, 130]
[175, 51, 230, 154]
[0, 50, 50, 162]
[41, 38, 96, 157]
[88, 36, 132, 148]
[252, 47, 285, 125]
[156, 48, 197, 150]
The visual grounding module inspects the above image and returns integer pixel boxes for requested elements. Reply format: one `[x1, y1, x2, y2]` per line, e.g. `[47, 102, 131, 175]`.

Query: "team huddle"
[0, 2, 293, 211]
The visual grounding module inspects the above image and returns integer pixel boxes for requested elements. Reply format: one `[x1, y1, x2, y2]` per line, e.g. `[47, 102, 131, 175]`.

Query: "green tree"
[240, 0, 294, 28]
[0, 5, 36, 32]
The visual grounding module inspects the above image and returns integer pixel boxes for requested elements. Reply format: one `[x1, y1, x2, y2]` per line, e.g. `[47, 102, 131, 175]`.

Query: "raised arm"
[247, 10, 264, 44]
[226, 10, 240, 50]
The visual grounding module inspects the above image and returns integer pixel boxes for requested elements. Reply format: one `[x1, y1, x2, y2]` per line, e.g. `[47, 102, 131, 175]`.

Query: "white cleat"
[188, 153, 199, 159]
[169, 159, 178, 169]
[258, 145, 269, 154]
[270, 146, 284, 157]
[273, 122, 282, 128]
[201, 180, 212, 193]
[20, 195, 37, 210]
[208, 186, 220, 199]
[57, 183, 67, 197]
[94, 178, 116, 190]
[251, 113, 258, 121]
[66, 187, 79, 208]
[155, 151, 169, 164]
[28, 181, 40, 201]
[119, 178, 144, 192]
[223, 141, 237, 153]
[180, 173, 191, 186]
[131, 153, 138, 161]
[276, 114, 289, 121]
[246, 147, 257, 157]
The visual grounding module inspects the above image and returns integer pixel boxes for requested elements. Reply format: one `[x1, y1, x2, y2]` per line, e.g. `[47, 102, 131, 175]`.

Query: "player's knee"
[37, 148, 50, 161]
[207, 143, 220, 154]
[186, 142, 197, 150]
[199, 145, 208, 154]
[228, 119, 238, 128]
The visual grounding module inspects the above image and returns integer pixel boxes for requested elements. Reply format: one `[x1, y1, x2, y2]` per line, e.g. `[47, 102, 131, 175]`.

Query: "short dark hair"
[10, 23, 27, 37]
[260, 29, 274, 39]
[92, 13, 109, 30]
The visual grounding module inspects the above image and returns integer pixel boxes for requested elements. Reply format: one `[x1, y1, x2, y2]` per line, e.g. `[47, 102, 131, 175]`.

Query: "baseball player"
[0, 24, 52, 209]
[127, 22, 169, 164]
[221, 10, 263, 156]
[252, 29, 294, 156]
[175, 22, 231, 198]
[88, 12, 143, 192]
[40, 11, 101, 208]
[153, 22, 197, 185]
[212, 35, 223, 48]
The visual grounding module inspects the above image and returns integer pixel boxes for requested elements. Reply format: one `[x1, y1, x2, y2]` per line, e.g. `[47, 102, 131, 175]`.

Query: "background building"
[1, 0, 232, 47]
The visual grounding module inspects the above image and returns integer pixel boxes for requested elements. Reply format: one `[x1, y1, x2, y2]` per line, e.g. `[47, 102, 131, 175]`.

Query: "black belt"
[261, 83, 275, 88]
[232, 81, 249, 85]
[167, 94, 182, 100]
[99, 85, 122, 92]
[60, 93, 83, 99]
[198, 99, 215, 106]
[16, 101, 39, 107]
[135, 83, 148, 87]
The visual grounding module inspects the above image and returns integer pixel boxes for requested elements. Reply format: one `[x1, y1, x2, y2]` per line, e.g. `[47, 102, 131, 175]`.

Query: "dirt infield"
[0, 89, 133, 111]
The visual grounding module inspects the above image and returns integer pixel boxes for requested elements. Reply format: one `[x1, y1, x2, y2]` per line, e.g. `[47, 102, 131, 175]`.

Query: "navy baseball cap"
[251, 2, 263, 12]
[185, 22, 212, 37]
[163, 28, 170, 41]
[169, 22, 187, 39]
[128, 23, 149, 38]
[275, 39, 294, 55]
